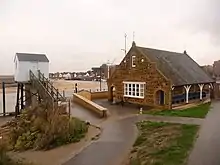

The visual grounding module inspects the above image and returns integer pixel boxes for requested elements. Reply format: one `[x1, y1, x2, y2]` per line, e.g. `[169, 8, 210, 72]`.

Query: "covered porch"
[171, 83, 213, 108]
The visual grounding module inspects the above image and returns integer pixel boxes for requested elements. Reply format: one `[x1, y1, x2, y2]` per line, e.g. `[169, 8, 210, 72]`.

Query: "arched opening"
[109, 86, 115, 102]
[155, 90, 165, 105]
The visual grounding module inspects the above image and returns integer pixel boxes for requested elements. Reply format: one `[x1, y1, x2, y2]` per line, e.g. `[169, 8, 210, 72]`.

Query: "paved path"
[188, 101, 220, 165]
[63, 117, 138, 165]
[63, 114, 203, 165]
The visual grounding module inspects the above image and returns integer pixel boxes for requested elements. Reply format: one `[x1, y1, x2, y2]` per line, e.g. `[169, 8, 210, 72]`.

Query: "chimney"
[183, 50, 187, 54]
[132, 41, 136, 47]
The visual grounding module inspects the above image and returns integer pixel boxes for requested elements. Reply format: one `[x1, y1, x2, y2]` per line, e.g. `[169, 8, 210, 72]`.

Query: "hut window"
[132, 56, 136, 67]
[123, 81, 145, 98]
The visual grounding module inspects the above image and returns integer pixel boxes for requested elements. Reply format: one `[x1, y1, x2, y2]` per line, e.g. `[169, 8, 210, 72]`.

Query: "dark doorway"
[109, 86, 115, 102]
[156, 90, 165, 105]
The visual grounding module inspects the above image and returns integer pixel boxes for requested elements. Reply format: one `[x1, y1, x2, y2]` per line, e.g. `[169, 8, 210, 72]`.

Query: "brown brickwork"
[107, 45, 172, 109]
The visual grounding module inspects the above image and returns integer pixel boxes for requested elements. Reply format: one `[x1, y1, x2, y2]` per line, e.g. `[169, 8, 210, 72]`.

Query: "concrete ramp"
[70, 102, 103, 125]
[72, 93, 108, 118]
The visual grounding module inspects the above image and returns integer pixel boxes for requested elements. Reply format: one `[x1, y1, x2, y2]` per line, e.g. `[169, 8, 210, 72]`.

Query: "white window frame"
[132, 56, 136, 67]
[123, 81, 145, 98]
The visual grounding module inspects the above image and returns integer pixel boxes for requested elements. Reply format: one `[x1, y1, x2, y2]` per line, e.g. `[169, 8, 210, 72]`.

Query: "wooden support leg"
[21, 83, 24, 110]
[2, 82, 6, 117]
[15, 83, 20, 117]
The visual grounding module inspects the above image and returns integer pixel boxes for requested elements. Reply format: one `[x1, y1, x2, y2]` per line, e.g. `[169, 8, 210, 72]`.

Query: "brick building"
[107, 42, 214, 109]
[213, 60, 220, 77]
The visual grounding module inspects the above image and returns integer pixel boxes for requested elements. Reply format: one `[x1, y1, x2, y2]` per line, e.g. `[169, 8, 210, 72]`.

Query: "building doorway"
[109, 86, 115, 102]
[155, 90, 165, 105]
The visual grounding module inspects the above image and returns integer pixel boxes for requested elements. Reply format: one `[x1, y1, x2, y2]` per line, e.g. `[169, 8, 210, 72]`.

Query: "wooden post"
[15, 83, 20, 117]
[2, 82, 6, 117]
[68, 99, 71, 118]
[56, 89, 59, 100]
[100, 67, 102, 91]
[21, 83, 24, 110]
[75, 83, 78, 93]
[63, 90, 65, 98]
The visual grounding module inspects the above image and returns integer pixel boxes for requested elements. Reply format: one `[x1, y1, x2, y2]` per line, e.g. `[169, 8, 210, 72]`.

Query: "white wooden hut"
[14, 53, 49, 82]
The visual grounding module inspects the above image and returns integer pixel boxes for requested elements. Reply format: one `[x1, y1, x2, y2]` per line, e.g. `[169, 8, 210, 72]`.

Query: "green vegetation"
[0, 142, 33, 165]
[145, 103, 210, 118]
[5, 104, 88, 151]
[130, 121, 199, 165]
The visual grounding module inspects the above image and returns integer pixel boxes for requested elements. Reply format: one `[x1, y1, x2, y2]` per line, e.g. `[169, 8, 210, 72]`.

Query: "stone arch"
[109, 85, 115, 102]
[155, 90, 165, 105]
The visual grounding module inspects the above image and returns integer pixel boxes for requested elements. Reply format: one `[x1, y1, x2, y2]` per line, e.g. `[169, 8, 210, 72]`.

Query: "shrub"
[6, 103, 88, 151]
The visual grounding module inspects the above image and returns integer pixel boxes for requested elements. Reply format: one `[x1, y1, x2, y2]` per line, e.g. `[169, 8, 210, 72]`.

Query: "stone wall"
[108, 46, 171, 109]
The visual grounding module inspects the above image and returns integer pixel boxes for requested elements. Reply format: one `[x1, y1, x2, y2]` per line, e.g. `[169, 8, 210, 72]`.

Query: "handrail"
[29, 71, 54, 101]
[37, 70, 65, 101]
[29, 71, 55, 109]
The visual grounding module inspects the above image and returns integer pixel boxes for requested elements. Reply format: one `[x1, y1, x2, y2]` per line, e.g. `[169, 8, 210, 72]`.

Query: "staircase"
[29, 70, 66, 108]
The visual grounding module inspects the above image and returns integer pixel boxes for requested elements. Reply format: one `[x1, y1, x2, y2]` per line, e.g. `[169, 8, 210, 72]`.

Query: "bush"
[0, 142, 32, 165]
[6, 103, 88, 151]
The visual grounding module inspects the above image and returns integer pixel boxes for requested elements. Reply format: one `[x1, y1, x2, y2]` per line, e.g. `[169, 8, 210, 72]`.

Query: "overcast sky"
[0, 0, 219, 74]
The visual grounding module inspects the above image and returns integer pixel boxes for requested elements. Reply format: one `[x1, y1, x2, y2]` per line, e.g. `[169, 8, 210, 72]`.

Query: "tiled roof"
[137, 46, 214, 86]
[16, 53, 49, 62]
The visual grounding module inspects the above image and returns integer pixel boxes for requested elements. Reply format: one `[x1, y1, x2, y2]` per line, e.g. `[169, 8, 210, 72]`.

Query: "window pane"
[132, 85, 135, 96]
[136, 84, 139, 96]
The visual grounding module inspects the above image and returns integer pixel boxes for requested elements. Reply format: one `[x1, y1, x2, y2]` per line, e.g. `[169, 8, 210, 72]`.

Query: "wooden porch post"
[184, 85, 191, 103]
[198, 84, 204, 100]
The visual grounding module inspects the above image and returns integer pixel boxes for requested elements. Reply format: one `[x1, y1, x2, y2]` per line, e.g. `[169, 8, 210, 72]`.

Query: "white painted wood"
[132, 56, 136, 67]
[107, 65, 109, 79]
[123, 81, 145, 84]
[184, 85, 191, 103]
[209, 83, 213, 89]
[14, 57, 49, 82]
[198, 84, 204, 100]
[123, 82, 145, 99]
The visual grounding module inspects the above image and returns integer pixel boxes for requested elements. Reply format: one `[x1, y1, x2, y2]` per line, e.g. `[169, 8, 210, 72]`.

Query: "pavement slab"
[187, 101, 220, 165]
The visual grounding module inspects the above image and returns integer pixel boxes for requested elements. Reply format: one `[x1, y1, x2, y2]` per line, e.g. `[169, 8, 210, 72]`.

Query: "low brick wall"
[73, 93, 108, 118]
[91, 91, 108, 100]
[78, 90, 114, 101]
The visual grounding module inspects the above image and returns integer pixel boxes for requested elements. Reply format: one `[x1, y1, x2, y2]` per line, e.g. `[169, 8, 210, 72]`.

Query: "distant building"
[201, 65, 214, 77]
[213, 60, 220, 77]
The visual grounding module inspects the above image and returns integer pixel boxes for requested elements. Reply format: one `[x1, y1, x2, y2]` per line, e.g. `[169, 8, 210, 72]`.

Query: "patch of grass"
[129, 121, 199, 165]
[145, 103, 210, 118]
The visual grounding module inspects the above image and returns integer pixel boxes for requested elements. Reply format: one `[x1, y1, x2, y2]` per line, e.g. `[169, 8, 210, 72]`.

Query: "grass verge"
[144, 103, 210, 118]
[129, 121, 199, 165]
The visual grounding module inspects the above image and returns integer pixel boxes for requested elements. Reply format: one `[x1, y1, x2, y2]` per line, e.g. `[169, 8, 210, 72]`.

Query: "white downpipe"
[107, 65, 109, 79]
[184, 85, 191, 103]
